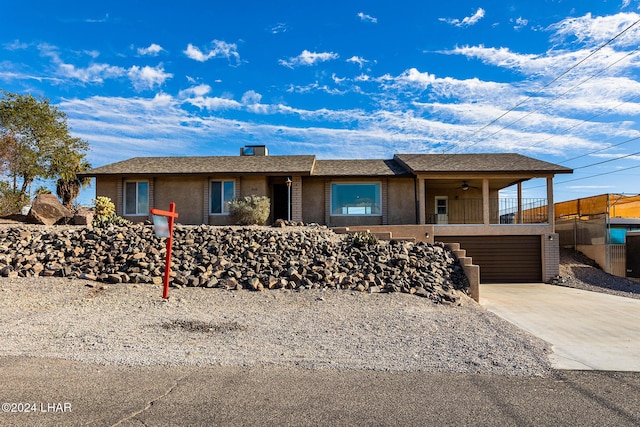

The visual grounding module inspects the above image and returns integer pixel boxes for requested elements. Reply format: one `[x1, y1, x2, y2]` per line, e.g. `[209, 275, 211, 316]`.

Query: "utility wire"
[527, 163, 640, 189]
[571, 149, 640, 169]
[459, 45, 640, 151]
[561, 134, 640, 164]
[446, 16, 640, 154]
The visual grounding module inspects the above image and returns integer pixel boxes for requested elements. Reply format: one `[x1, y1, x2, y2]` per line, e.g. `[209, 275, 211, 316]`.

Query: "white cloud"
[4, 40, 29, 50]
[127, 65, 173, 91]
[84, 50, 100, 58]
[269, 23, 288, 34]
[549, 12, 640, 47]
[184, 40, 241, 64]
[241, 90, 262, 105]
[439, 8, 485, 27]
[357, 12, 378, 24]
[279, 50, 339, 68]
[58, 62, 126, 83]
[137, 43, 165, 56]
[347, 55, 368, 68]
[513, 17, 528, 30]
[178, 84, 212, 98]
[390, 68, 437, 88]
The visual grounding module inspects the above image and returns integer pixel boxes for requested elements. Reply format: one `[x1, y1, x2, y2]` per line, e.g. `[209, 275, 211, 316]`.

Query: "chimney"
[240, 145, 269, 156]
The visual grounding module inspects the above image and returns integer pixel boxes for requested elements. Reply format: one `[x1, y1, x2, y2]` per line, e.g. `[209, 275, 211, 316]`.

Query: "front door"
[435, 196, 448, 224]
[272, 184, 290, 222]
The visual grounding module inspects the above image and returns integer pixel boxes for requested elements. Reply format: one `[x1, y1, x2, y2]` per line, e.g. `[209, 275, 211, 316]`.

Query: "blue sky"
[2, 1, 640, 205]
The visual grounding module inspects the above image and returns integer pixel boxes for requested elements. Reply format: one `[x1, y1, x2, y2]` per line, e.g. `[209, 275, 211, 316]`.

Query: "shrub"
[228, 195, 271, 225]
[92, 196, 131, 227]
[348, 231, 378, 248]
[0, 181, 28, 217]
[94, 196, 115, 218]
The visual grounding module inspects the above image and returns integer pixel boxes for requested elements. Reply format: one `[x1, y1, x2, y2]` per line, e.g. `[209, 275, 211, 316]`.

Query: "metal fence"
[425, 198, 548, 224]
[608, 244, 627, 278]
[556, 214, 627, 277]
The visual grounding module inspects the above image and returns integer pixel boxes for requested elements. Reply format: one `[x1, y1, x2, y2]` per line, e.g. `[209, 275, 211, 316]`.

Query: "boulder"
[27, 194, 72, 226]
[0, 224, 470, 304]
[73, 207, 94, 226]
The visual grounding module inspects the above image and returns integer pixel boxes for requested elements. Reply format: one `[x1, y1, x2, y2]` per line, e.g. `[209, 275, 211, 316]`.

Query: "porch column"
[547, 176, 555, 229]
[417, 177, 426, 224]
[517, 182, 523, 224]
[482, 178, 490, 226]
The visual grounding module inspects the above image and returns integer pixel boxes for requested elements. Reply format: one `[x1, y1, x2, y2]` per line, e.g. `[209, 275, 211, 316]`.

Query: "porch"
[416, 176, 556, 236]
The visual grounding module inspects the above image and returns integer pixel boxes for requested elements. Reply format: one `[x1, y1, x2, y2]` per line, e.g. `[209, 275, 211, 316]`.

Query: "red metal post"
[151, 203, 179, 300]
[162, 202, 176, 299]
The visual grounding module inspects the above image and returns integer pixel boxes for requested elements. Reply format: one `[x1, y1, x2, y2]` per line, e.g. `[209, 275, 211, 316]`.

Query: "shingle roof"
[311, 159, 411, 176]
[81, 155, 317, 176]
[393, 153, 573, 174]
[81, 152, 573, 178]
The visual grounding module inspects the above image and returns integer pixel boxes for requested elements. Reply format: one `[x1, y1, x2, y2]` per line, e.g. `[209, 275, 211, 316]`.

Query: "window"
[210, 180, 235, 214]
[331, 183, 381, 216]
[124, 181, 149, 216]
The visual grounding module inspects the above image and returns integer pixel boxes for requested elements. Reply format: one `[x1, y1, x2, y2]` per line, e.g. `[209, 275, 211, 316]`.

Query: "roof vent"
[240, 145, 268, 156]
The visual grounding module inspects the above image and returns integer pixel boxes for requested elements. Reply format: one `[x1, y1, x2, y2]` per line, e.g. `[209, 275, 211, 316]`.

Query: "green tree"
[0, 91, 89, 200]
[54, 146, 92, 209]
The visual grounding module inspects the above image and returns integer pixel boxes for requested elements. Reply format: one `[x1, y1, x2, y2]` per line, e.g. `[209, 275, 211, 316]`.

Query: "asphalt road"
[1, 357, 640, 426]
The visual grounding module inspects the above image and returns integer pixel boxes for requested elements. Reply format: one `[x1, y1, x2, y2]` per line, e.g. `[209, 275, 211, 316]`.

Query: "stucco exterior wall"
[239, 176, 268, 198]
[154, 176, 205, 225]
[577, 244, 607, 270]
[387, 178, 416, 224]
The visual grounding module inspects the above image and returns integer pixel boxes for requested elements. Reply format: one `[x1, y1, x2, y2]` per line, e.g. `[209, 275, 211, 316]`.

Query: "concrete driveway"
[480, 284, 640, 371]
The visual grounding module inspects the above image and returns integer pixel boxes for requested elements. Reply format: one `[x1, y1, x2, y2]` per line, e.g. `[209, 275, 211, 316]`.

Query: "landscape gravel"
[556, 248, 640, 299]
[0, 276, 552, 376]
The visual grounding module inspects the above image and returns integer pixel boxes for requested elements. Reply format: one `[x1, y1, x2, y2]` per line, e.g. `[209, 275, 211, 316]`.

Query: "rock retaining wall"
[0, 225, 470, 304]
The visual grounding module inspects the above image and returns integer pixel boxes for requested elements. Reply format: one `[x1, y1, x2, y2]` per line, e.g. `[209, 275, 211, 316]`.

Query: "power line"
[572, 149, 640, 169]
[446, 16, 640, 154]
[527, 163, 640, 189]
[463, 45, 640, 149]
[555, 163, 640, 185]
[562, 134, 640, 164]
[528, 96, 640, 151]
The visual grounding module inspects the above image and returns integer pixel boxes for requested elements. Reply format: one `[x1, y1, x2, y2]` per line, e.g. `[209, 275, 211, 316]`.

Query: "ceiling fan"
[457, 180, 480, 191]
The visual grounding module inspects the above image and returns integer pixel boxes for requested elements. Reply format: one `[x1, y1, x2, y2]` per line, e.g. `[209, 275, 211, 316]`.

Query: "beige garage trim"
[437, 235, 542, 283]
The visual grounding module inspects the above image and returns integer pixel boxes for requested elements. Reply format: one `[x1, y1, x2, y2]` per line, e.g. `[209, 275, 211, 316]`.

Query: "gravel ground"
[0, 277, 552, 376]
[557, 248, 640, 299]
[2, 219, 639, 377]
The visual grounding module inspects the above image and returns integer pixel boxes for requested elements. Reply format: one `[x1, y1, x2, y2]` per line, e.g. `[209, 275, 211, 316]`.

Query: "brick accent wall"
[324, 180, 331, 225]
[147, 179, 154, 219]
[542, 233, 559, 282]
[382, 178, 388, 225]
[202, 178, 209, 224]
[116, 179, 123, 217]
[292, 175, 302, 222]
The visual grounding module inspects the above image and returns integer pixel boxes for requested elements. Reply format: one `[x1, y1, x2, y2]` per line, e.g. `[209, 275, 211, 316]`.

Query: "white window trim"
[124, 180, 149, 216]
[330, 181, 382, 217]
[210, 179, 235, 215]
[435, 196, 448, 224]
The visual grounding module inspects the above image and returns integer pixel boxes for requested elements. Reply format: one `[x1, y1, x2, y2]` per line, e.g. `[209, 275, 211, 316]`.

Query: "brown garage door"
[437, 235, 542, 283]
